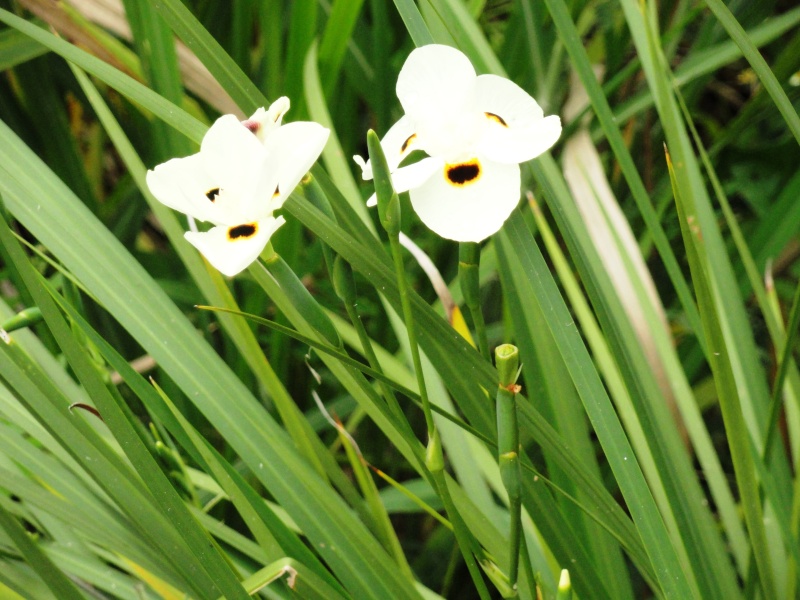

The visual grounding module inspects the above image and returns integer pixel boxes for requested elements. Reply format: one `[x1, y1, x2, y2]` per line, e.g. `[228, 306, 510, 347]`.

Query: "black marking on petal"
[445, 159, 482, 187]
[205, 187, 221, 202]
[485, 112, 508, 127]
[401, 133, 418, 153]
[272, 185, 280, 198]
[227, 223, 258, 241]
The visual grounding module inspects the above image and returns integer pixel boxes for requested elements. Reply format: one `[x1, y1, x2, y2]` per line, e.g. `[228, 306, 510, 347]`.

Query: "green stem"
[367, 130, 491, 598]
[459, 241, 489, 359]
[389, 234, 435, 438]
[495, 344, 522, 591]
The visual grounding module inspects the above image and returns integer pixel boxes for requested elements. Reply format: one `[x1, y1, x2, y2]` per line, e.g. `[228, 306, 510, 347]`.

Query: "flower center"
[227, 223, 258, 241]
[445, 159, 482, 187]
[205, 187, 221, 202]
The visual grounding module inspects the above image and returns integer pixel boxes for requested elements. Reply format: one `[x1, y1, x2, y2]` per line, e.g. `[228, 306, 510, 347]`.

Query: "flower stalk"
[367, 129, 434, 439]
[495, 343, 522, 590]
[459, 241, 489, 358]
[368, 129, 492, 599]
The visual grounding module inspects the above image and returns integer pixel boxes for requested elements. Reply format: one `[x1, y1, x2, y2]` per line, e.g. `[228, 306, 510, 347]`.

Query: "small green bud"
[556, 569, 572, 600]
[332, 256, 357, 305]
[382, 192, 401, 237]
[367, 129, 402, 236]
[425, 428, 445, 473]
[154, 440, 182, 473]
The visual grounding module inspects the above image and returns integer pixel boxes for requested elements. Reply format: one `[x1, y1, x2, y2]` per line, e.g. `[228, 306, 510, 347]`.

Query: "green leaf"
[390, 0, 435, 46]
[498, 212, 695, 599]
[0, 208, 249, 599]
[149, 0, 266, 114]
[0, 502, 86, 600]
[0, 27, 48, 71]
[51, 292, 341, 592]
[666, 144, 776, 599]
[318, 0, 367, 99]
[0, 96, 421, 600]
[0, 9, 206, 143]
[700, 0, 800, 147]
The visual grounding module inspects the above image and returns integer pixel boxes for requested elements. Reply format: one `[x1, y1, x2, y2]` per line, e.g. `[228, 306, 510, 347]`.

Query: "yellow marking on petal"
[272, 185, 280, 199]
[485, 112, 508, 127]
[227, 223, 258, 241]
[401, 133, 418, 153]
[205, 187, 221, 202]
[445, 159, 482, 187]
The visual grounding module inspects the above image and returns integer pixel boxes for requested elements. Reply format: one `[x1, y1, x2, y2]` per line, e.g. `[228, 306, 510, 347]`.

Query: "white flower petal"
[397, 45, 476, 123]
[201, 116, 266, 198]
[146, 153, 219, 223]
[396, 45, 484, 158]
[364, 157, 441, 208]
[201, 115, 271, 223]
[391, 156, 442, 193]
[354, 154, 369, 177]
[475, 74, 544, 122]
[147, 116, 270, 226]
[184, 216, 285, 277]
[355, 116, 419, 181]
[479, 114, 562, 165]
[408, 157, 520, 242]
[475, 75, 561, 163]
[257, 121, 329, 212]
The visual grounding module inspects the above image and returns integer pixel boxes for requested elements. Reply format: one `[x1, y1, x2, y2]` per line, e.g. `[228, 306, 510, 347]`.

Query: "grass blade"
[700, 0, 800, 147]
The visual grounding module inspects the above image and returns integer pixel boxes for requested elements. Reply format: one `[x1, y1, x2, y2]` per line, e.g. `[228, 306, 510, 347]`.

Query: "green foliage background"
[0, 0, 798, 598]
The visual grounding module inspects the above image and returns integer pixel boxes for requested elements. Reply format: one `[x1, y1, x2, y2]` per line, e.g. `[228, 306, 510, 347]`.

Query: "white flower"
[146, 98, 329, 276]
[355, 45, 561, 242]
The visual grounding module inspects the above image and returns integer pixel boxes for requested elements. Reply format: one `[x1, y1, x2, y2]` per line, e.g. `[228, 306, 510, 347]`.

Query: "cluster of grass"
[0, 0, 798, 598]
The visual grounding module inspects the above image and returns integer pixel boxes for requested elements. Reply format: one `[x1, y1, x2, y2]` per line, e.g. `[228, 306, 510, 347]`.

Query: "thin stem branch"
[389, 234, 434, 437]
